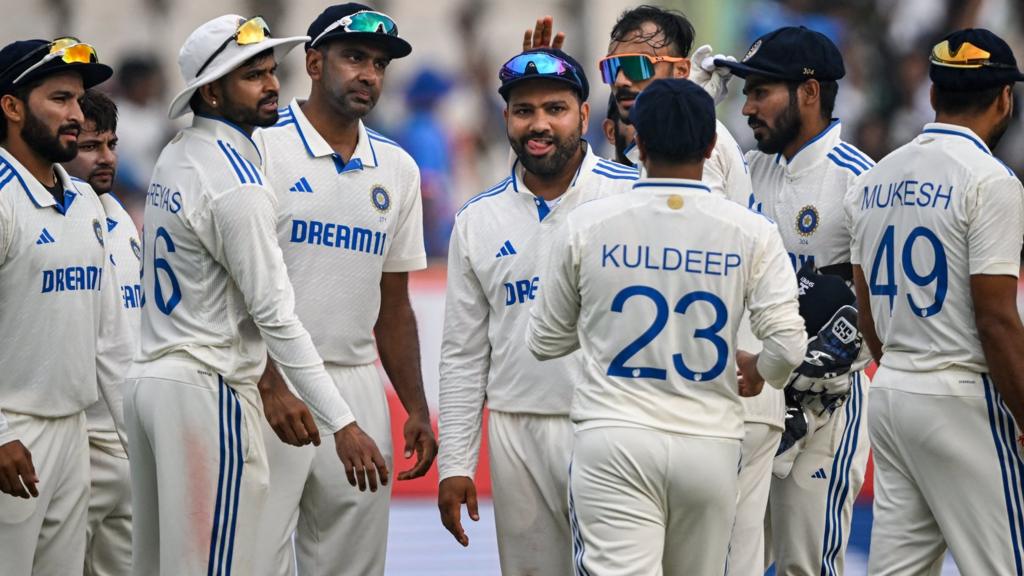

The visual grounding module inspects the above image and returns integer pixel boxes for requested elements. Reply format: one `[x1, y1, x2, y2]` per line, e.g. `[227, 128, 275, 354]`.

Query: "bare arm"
[375, 272, 437, 480]
[851, 265, 883, 363]
[973, 274, 1024, 426]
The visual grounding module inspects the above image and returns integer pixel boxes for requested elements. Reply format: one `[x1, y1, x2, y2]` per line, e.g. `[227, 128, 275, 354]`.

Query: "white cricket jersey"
[625, 120, 752, 204]
[846, 122, 1024, 374]
[130, 115, 354, 433]
[0, 150, 128, 445]
[85, 193, 142, 443]
[747, 120, 874, 273]
[438, 145, 637, 479]
[254, 100, 427, 366]
[527, 178, 806, 440]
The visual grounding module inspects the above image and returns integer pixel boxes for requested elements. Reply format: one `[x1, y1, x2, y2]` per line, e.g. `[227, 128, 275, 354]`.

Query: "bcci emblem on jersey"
[92, 219, 104, 246]
[796, 205, 819, 237]
[371, 185, 391, 214]
[130, 237, 143, 261]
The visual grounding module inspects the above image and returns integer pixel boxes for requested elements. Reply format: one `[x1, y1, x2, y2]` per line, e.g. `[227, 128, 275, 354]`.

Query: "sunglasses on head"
[2, 37, 99, 86]
[196, 16, 271, 76]
[500, 52, 581, 85]
[310, 10, 399, 49]
[597, 53, 686, 85]
[930, 40, 1019, 71]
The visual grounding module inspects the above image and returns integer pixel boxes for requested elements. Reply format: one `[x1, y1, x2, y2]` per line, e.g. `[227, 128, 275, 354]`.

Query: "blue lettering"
[704, 251, 723, 276]
[352, 227, 373, 253]
[291, 219, 307, 242]
[622, 245, 641, 268]
[663, 248, 681, 271]
[42, 270, 53, 293]
[40, 266, 102, 293]
[685, 250, 701, 274]
[602, 244, 620, 268]
[308, 220, 324, 245]
[323, 223, 336, 247]
[336, 225, 350, 249]
[725, 254, 742, 275]
[504, 282, 515, 305]
[933, 184, 952, 210]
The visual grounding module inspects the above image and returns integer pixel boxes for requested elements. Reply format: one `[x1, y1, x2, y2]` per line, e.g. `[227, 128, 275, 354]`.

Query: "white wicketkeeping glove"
[688, 44, 735, 105]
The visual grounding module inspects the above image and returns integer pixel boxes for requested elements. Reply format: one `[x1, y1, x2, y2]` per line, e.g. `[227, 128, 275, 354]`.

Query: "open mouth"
[525, 138, 554, 156]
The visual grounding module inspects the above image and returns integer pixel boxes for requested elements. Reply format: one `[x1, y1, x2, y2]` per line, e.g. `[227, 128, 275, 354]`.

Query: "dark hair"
[606, 92, 618, 120]
[779, 79, 838, 121]
[79, 90, 117, 134]
[0, 77, 43, 142]
[631, 78, 715, 164]
[933, 83, 1008, 115]
[188, 48, 274, 115]
[610, 5, 695, 57]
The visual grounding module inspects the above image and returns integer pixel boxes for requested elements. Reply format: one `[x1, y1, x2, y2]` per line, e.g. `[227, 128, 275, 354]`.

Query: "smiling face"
[62, 119, 116, 193]
[310, 39, 391, 120]
[606, 21, 690, 122]
[504, 79, 588, 178]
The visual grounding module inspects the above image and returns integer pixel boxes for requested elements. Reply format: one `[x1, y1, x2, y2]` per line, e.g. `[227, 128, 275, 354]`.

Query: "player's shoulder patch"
[826, 141, 874, 176]
[457, 177, 514, 217]
[592, 159, 639, 180]
[214, 139, 265, 186]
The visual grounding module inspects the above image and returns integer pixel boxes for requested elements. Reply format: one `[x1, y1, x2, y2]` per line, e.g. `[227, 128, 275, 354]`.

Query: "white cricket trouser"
[767, 370, 869, 576]
[727, 422, 782, 576]
[253, 363, 393, 576]
[0, 411, 89, 575]
[869, 366, 1024, 575]
[125, 355, 269, 576]
[570, 425, 741, 576]
[487, 410, 574, 576]
[85, 432, 132, 576]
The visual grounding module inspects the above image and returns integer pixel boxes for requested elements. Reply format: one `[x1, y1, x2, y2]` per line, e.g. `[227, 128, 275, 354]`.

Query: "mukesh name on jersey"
[859, 179, 953, 211]
[601, 243, 742, 276]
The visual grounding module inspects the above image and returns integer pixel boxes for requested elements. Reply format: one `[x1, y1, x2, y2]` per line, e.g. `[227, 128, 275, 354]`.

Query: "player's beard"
[510, 120, 584, 178]
[22, 108, 79, 163]
[613, 122, 633, 166]
[219, 90, 280, 128]
[749, 90, 801, 155]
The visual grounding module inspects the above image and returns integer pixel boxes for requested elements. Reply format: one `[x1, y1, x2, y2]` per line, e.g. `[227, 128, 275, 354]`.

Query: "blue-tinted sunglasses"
[499, 52, 582, 85]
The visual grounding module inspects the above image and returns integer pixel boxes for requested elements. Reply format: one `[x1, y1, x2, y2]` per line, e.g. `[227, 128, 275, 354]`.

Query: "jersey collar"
[0, 146, 81, 213]
[776, 118, 842, 175]
[919, 122, 992, 154]
[285, 98, 379, 171]
[507, 141, 602, 221]
[193, 113, 263, 166]
[631, 177, 711, 195]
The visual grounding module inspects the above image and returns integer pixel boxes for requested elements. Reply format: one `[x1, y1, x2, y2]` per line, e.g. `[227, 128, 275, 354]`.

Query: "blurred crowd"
[86, 0, 1024, 260]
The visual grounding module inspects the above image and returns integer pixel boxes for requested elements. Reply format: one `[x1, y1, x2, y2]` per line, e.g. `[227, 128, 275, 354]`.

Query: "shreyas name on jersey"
[860, 179, 953, 211]
[147, 181, 182, 214]
[41, 265, 102, 293]
[289, 218, 387, 257]
[602, 243, 742, 276]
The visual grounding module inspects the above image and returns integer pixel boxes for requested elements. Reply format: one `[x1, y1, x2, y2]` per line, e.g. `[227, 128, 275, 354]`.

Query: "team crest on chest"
[796, 205, 819, 237]
[92, 218, 104, 246]
[370, 185, 391, 213]
[130, 237, 142, 261]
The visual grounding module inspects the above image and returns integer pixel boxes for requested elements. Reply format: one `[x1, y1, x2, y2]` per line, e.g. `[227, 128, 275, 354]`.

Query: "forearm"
[758, 323, 807, 388]
[979, 316, 1024, 426]
[376, 301, 429, 420]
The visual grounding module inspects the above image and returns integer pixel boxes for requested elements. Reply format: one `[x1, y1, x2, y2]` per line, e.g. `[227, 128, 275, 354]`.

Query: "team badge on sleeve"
[131, 237, 143, 261]
[370, 185, 391, 213]
[796, 205, 819, 237]
[93, 219, 105, 246]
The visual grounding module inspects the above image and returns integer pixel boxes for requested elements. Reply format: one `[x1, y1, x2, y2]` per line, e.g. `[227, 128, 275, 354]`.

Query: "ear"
[198, 83, 220, 108]
[800, 79, 821, 109]
[704, 132, 718, 159]
[0, 94, 24, 125]
[674, 57, 691, 79]
[579, 101, 590, 127]
[306, 47, 324, 82]
[503, 106, 509, 124]
[997, 84, 1013, 116]
[601, 118, 616, 146]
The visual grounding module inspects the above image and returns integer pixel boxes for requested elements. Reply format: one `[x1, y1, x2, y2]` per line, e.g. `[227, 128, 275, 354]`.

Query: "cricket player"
[716, 26, 874, 575]
[0, 38, 131, 574]
[524, 11, 780, 571]
[601, 93, 633, 164]
[848, 28, 1024, 575]
[437, 48, 638, 575]
[527, 77, 806, 575]
[125, 15, 386, 575]
[63, 90, 138, 576]
[251, 5, 435, 575]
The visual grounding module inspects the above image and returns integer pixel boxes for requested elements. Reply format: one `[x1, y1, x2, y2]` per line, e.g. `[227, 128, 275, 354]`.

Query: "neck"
[302, 90, 361, 159]
[1, 137, 57, 187]
[644, 160, 704, 181]
[522, 144, 585, 201]
[934, 112, 994, 147]
[200, 110, 254, 135]
[782, 116, 831, 161]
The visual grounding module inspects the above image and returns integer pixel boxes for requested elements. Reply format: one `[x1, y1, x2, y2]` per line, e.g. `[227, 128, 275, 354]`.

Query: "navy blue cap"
[716, 26, 845, 82]
[0, 39, 112, 96]
[498, 48, 589, 102]
[929, 28, 1024, 92]
[306, 3, 412, 58]
[629, 78, 715, 160]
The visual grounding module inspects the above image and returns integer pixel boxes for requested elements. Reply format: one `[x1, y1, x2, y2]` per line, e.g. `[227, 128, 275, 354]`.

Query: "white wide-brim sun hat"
[168, 14, 308, 119]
